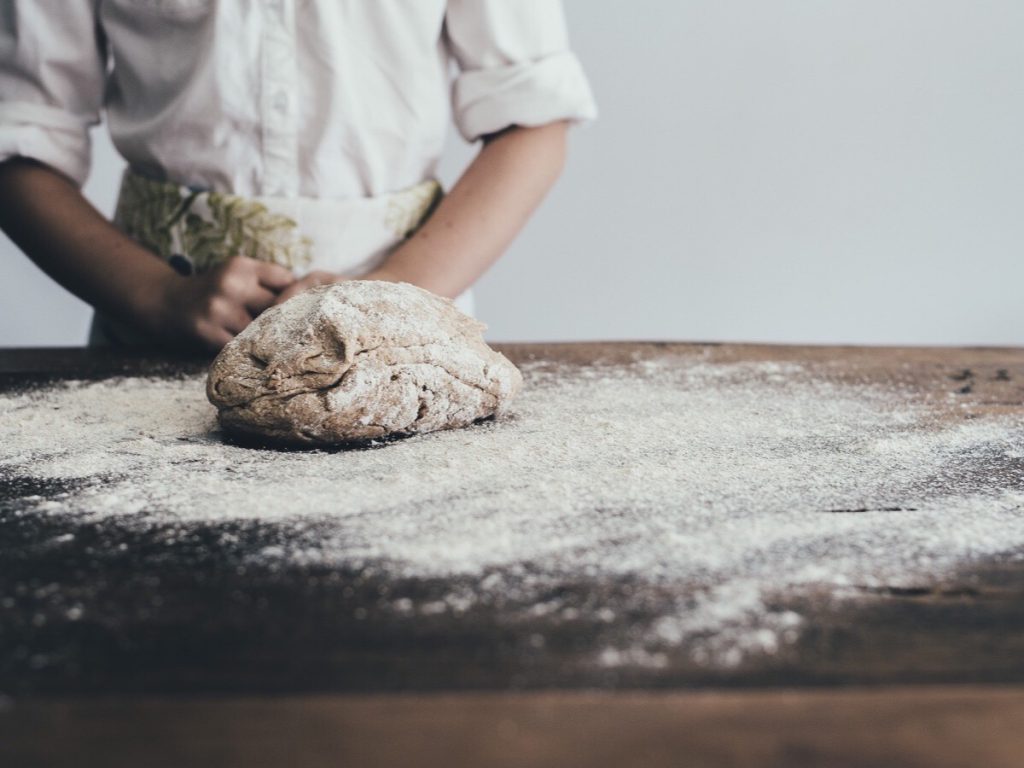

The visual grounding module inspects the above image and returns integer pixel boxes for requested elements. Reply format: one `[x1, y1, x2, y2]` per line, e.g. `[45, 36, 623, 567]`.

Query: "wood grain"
[3, 344, 1024, 765]
[4, 687, 1024, 768]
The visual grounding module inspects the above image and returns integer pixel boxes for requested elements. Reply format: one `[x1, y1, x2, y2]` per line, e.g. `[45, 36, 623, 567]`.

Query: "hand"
[271, 266, 402, 306]
[147, 255, 294, 350]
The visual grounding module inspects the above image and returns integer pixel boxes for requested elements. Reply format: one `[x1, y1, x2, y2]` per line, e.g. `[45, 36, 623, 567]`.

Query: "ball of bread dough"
[206, 281, 522, 446]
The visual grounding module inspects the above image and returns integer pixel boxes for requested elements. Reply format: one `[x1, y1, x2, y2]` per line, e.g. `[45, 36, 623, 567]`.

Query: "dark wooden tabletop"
[2, 344, 1024, 768]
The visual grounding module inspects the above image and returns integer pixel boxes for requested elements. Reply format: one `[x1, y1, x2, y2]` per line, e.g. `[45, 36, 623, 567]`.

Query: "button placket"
[261, 0, 297, 197]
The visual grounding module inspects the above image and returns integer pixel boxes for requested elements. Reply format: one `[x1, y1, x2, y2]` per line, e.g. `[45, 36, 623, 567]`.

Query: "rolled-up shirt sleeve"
[444, 0, 597, 142]
[0, 1, 106, 186]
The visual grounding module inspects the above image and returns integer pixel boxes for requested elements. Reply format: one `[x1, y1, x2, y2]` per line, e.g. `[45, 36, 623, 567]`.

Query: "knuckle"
[217, 271, 245, 295]
[204, 294, 227, 319]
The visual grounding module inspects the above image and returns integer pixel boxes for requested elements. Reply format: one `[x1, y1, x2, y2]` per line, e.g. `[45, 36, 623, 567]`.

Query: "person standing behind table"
[0, 1, 596, 349]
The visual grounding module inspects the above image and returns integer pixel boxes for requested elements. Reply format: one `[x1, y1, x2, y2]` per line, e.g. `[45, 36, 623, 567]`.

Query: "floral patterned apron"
[90, 169, 473, 345]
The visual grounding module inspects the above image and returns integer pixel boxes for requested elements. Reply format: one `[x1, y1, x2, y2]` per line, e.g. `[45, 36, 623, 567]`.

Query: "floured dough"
[206, 281, 522, 446]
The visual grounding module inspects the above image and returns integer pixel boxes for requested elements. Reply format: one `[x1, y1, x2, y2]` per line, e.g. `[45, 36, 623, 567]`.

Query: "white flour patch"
[2, 358, 1024, 668]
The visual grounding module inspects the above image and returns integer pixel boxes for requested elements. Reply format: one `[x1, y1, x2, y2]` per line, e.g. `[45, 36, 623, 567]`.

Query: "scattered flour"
[2, 356, 1023, 668]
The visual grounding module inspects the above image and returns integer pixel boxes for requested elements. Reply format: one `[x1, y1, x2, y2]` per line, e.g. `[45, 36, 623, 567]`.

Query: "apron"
[90, 169, 473, 345]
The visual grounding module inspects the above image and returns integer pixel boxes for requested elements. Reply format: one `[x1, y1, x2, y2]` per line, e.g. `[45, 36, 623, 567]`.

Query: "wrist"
[124, 261, 185, 337]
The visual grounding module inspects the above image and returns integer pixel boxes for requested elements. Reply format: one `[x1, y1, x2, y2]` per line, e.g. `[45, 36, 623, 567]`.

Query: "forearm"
[380, 121, 569, 298]
[0, 158, 174, 330]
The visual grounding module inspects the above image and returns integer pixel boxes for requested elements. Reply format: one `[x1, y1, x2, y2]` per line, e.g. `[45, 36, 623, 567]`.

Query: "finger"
[197, 321, 235, 352]
[272, 288, 294, 307]
[253, 261, 295, 291]
[223, 307, 253, 335]
[210, 298, 253, 335]
[243, 285, 278, 317]
[272, 281, 306, 306]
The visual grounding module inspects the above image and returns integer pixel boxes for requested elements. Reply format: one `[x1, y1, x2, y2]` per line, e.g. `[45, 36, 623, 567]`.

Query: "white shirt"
[0, 0, 596, 199]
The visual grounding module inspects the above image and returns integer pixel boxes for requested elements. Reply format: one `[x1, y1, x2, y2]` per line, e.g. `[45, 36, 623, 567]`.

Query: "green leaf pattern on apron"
[113, 171, 313, 273]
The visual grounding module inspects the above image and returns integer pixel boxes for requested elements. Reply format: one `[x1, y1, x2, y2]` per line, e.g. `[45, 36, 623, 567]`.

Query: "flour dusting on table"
[2, 356, 1023, 669]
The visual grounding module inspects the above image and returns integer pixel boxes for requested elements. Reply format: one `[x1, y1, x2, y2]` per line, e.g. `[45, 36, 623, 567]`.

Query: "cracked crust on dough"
[205, 281, 523, 446]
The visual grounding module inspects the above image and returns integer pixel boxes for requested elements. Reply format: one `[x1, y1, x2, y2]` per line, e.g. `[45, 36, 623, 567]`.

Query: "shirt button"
[273, 92, 289, 113]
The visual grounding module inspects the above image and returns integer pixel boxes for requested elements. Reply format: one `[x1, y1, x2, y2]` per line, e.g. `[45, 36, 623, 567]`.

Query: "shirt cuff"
[451, 50, 598, 143]
[0, 102, 94, 186]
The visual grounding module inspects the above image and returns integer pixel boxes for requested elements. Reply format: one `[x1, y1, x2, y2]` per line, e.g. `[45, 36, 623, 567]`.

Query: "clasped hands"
[150, 254, 398, 350]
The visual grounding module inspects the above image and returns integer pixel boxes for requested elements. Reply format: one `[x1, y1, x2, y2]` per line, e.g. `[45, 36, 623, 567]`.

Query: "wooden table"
[2, 344, 1024, 767]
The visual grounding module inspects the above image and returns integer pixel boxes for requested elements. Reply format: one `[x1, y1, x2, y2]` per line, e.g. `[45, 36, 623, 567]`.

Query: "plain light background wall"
[2, 0, 1022, 346]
